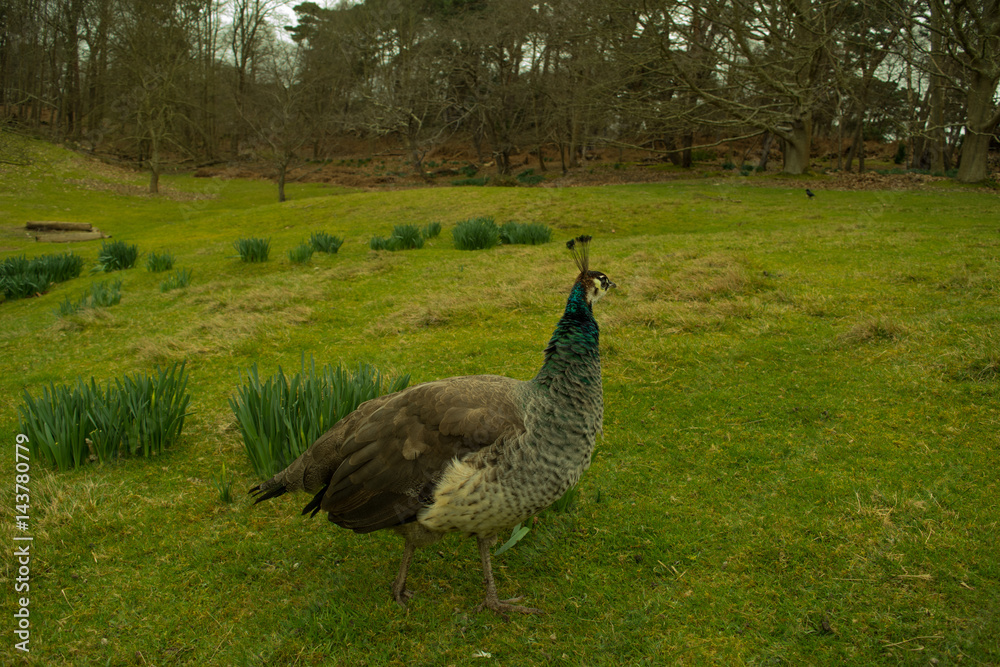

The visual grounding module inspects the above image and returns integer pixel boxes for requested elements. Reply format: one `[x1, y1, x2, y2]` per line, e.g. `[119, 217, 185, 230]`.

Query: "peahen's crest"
[567, 235, 592, 278]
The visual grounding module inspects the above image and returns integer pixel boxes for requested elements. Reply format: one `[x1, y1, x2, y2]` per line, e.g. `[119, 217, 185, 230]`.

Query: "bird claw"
[393, 588, 415, 609]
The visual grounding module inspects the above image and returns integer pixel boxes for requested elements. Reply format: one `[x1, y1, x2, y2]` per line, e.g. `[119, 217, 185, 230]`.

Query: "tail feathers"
[249, 480, 288, 504]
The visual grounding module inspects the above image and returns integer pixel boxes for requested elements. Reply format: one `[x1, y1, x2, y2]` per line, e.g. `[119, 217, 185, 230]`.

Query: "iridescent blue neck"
[533, 282, 601, 387]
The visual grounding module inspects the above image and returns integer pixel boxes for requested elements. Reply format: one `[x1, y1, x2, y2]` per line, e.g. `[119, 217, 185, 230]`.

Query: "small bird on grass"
[250, 236, 616, 615]
[806, 188, 815, 199]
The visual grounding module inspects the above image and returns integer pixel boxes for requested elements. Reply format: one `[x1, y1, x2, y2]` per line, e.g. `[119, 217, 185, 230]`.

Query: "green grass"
[368, 234, 396, 251]
[421, 221, 442, 239]
[499, 220, 552, 245]
[159, 268, 192, 292]
[390, 223, 424, 249]
[234, 237, 271, 262]
[230, 357, 409, 477]
[145, 250, 175, 272]
[287, 242, 315, 264]
[1, 140, 998, 665]
[0, 251, 84, 300]
[56, 277, 123, 316]
[87, 277, 123, 307]
[211, 462, 236, 503]
[17, 361, 190, 469]
[96, 239, 139, 272]
[369, 225, 425, 251]
[309, 231, 343, 254]
[453, 215, 500, 250]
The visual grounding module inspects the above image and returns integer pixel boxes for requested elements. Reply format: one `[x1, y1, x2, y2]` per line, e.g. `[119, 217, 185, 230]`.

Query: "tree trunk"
[495, 148, 512, 176]
[410, 147, 425, 178]
[277, 161, 287, 202]
[406, 116, 425, 178]
[665, 137, 682, 166]
[836, 115, 843, 171]
[857, 126, 866, 173]
[407, 131, 425, 178]
[681, 132, 693, 168]
[85, 13, 108, 146]
[568, 116, 580, 169]
[928, 0, 946, 174]
[957, 70, 1000, 183]
[471, 129, 484, 165]
[757, 133, 773, 171]
[958, 130, 994, 183]
[148, 136, 161, 194]
[149, 165, 160, 194]
[781, 117, 811, 175]
[845, 120, 862, 172]
[64, 55, 81, 140]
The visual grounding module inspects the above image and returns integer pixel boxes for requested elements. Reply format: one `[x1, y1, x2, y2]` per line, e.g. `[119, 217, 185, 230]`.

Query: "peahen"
[250, 235, 616, 615]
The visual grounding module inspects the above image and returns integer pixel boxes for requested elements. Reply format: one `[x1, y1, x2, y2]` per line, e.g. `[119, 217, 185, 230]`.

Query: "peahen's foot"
[393, 586, 415, 609]
[475, 536, 543, 617]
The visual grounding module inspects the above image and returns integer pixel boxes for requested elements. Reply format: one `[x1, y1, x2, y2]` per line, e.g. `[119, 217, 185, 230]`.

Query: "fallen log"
[26, 221, 94, 232]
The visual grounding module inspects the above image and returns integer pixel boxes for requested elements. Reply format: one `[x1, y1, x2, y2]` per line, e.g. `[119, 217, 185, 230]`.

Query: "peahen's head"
[567, 235, 616, 306]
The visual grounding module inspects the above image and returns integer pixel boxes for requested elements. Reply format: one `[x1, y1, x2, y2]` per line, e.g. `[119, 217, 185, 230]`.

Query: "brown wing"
[291, 375, 526, 533]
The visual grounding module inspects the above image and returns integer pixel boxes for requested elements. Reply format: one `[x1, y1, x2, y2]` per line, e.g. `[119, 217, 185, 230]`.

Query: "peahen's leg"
[475, 535, 542, 616]
[392, 539, 417, 608]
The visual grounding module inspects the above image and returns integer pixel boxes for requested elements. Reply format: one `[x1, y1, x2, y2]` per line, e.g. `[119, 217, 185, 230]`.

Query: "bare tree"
[450, 0, 535, 176]
[287, 1, 360, 158]
[4, 0, 993, 186]
[111, 0, 195, 193]
[680, 0, 847, 174]
[227, 0, 281, 155]
[932, 0, 1000, 182]
[50, 0, 86, 141]
[927, 0, 948, 172]
[538, 0, 623, 170]
[3, 0, 59, 132]
[189, 0, 224, 158]
[833, 2, 905, 173]
[240, 41, 316, 202]
[891, 0, 1000, 181]
[350, 0, 461, 176]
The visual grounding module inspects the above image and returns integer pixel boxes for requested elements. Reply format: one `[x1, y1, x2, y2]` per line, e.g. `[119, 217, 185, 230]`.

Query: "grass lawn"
[1, 143, 998, 665]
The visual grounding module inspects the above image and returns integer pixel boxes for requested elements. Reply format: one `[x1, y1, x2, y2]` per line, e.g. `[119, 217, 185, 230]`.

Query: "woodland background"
[2, 0, 999, 195]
